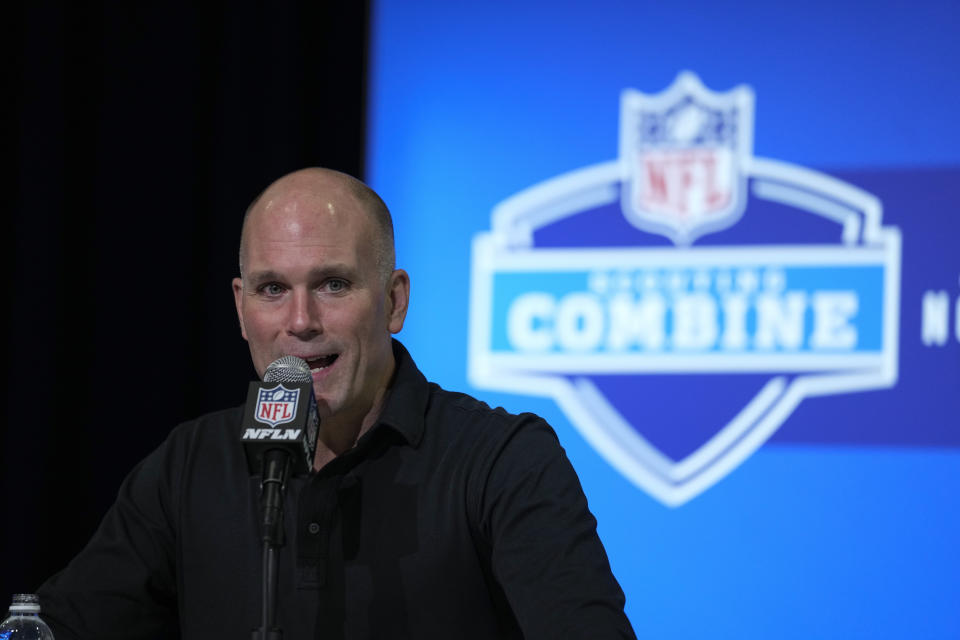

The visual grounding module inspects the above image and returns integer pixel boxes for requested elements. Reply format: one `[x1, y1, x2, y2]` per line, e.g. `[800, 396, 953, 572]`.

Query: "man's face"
[232, 178, 408, 430]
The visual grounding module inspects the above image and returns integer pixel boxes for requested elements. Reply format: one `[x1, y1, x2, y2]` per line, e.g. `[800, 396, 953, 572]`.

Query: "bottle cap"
[9, 593, 41, 613]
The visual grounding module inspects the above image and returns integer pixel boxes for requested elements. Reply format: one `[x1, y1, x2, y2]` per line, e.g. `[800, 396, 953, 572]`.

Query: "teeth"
[306, 354, 336, 372]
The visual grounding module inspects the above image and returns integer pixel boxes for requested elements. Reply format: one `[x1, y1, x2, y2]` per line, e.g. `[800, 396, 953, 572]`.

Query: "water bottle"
[0, 594, 54, 640]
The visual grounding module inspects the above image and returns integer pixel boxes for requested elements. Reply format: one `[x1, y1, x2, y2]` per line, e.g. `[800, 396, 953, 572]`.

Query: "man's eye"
[326, 279, 347, 293]
[259, 283, 285, 296]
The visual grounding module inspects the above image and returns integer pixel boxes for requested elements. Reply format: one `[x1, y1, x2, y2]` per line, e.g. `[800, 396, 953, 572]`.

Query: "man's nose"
[286, 288, 321, 338]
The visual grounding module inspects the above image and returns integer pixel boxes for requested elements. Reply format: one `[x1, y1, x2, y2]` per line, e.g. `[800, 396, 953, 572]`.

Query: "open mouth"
[305, 354, 338, 372]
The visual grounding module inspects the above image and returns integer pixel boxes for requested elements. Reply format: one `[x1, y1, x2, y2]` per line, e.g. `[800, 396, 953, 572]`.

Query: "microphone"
[241, 355, 319, 544]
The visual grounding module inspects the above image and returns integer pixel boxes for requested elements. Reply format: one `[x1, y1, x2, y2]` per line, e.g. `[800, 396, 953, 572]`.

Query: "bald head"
[239, 168, 395, 282]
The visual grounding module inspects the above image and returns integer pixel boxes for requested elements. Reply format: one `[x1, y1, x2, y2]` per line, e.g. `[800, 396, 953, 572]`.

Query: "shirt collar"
[369, 339, 428, 448]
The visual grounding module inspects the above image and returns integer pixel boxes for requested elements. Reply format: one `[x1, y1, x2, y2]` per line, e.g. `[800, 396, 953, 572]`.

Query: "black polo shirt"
[39, 341, 635, 639]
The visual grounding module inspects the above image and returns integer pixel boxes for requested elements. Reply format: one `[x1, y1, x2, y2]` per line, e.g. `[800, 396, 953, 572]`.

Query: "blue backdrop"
[366, 1, 959, 636]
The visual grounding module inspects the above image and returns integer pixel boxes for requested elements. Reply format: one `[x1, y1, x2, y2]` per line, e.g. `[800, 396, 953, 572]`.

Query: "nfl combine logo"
[468, 72, 901, 506]
[255, 385, 300, 427]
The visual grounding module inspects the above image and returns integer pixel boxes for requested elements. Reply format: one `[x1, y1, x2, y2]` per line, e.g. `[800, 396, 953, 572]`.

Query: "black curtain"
[6, 1, 369, 600]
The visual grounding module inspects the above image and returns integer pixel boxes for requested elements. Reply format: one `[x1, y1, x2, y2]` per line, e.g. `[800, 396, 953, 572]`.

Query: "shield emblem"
[620, 72, 754, 245]
[469, 72, 901, 506]
[254, 384, 300, 427]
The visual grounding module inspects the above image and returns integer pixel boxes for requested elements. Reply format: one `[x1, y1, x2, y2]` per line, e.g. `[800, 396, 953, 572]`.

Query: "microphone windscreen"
[264, 356, 312, 384]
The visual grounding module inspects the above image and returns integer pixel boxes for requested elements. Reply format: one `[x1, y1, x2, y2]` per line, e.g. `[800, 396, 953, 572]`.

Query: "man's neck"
[312, 441, 342, 471]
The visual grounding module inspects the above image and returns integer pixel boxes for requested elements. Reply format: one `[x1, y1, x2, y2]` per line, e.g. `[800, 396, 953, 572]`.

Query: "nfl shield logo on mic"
[255, 385, 300, 427]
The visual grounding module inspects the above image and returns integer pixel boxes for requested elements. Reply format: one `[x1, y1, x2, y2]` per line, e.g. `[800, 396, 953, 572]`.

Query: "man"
[39, 168, 636, 638]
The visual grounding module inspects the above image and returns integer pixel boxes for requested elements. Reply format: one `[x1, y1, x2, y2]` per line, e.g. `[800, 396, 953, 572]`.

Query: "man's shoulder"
[172, 404, 244, 434]
[388, 341, 561, 453]
[122, 404, 247, 493]
[157, 404, 245, 454]
[427, 382, 516, 424]
[425, 383, 515, 421]
[422, 382, 558, 448]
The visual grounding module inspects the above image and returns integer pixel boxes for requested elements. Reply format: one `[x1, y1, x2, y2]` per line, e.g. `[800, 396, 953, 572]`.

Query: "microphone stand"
[253, 449, 289, 640]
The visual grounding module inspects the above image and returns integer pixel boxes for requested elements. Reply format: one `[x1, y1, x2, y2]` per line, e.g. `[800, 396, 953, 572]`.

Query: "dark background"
[6, 2, 369, 601]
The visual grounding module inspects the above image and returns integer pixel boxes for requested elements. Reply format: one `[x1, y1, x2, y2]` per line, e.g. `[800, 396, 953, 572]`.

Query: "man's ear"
[386, 269, 410, 334]
[232, 277, 248, 340]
